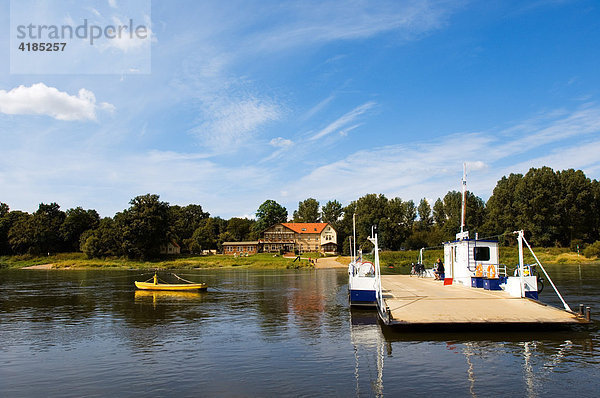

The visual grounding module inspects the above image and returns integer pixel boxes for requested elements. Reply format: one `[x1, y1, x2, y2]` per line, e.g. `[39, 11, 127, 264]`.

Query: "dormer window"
[314, 228, 317, 231]
[302, 228, 306, 231]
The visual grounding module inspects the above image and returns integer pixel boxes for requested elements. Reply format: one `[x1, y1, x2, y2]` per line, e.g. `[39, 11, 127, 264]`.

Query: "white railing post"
[517, 230, 525, 298]
[521, 235, 572, 312]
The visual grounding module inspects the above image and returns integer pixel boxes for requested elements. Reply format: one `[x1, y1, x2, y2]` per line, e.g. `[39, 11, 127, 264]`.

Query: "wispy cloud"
[171, 0, 457, 153]
[309, 101, 375, 140]
[0, 83, 114, 121]
[192, 96, 281, 151]
[284, 104, 600, 204]
[270, 137, 293, 148]
[248, 0, 455, 52]
[301, 94, 335, 121]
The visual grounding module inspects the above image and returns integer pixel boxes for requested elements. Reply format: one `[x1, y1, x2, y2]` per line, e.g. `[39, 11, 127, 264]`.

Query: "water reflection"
[350, 309, 386, 397]
[0, 266, 599, 397]
[134, 290, 204, 306]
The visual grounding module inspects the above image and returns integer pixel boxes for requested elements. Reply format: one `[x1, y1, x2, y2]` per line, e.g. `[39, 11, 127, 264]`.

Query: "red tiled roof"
[282, 222, 329, 234]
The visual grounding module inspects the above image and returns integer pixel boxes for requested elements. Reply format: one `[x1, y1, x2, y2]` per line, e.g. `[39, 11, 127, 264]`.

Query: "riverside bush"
[583, 241, 600, 258]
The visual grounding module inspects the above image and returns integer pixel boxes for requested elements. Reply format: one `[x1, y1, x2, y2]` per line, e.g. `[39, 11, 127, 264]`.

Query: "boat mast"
[353, 213, 357, 262]
[460, 162, 467, 236]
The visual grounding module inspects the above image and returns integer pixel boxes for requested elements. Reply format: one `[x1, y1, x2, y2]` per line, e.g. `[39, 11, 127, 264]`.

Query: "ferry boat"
[374, 164, 589, 327]
[418, 164, 572, 310]
[348, 215, 382, 307]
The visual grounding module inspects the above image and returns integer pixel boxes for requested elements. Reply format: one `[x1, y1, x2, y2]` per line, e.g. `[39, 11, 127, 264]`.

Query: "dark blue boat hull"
[349, 289, 377, 306]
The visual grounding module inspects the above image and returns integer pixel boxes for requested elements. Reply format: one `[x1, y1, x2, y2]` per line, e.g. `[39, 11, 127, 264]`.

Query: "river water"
[1, 265, 598, 397]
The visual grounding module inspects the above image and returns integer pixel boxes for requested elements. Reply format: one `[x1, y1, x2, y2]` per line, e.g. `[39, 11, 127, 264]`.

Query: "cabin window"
[474, 247, 490, 261]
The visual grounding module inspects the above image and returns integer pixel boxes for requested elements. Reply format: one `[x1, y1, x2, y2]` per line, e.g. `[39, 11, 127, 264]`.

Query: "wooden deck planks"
[380, 275, 585, 325]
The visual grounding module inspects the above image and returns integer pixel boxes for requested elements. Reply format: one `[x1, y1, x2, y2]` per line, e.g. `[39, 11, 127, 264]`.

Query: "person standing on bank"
[434, 258, 445, 280]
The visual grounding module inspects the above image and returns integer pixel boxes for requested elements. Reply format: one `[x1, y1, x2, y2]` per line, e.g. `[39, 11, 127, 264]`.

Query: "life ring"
[487, 264, 496, 279]
[362, 261, 375, 275]
[475, 263, 483, 277]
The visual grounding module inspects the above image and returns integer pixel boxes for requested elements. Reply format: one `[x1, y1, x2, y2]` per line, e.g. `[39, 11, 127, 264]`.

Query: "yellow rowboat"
[134, 273, 207, 291]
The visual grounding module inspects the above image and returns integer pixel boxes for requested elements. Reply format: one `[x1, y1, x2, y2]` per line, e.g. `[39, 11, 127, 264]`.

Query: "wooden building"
[262, 222, 337, 254]
[160, 240, 181, 254]
[222, 241, 260, 256]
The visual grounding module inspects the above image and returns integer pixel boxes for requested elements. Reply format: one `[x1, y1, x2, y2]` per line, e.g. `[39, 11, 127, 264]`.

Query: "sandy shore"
[22, 263, 55, 270]
[314, 256, 347, 269]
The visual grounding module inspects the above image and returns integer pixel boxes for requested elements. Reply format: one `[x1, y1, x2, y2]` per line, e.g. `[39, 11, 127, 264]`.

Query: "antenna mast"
[460, 162, 467, 234]
[353, 213, 357, 261]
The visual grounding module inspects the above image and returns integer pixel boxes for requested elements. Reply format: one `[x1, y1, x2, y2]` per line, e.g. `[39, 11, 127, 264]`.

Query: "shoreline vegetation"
[2, 246, 598, 271]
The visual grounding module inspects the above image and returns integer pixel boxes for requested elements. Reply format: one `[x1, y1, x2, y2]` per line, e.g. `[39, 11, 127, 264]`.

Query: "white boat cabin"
[443, 234, 499, 287]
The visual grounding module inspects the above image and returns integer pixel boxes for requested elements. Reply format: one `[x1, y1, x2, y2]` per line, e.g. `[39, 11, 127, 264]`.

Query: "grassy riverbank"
[0, 252, 316, 270]
[1, 247, 597, 271]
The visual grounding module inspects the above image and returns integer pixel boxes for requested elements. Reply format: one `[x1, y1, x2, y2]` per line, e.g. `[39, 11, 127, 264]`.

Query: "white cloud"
[193, 97, 281, 150]
[270, 137, 294, 148]
[310, 101, 375, 140]
[466, 161, 488, 171]
[108, 0, 117, 8]
[250, 0, 454, 52]
[302, 94, 335, 120]
[284, 104, 600, 204]
[103, 15, 153, 53]
[0, 83, 114, 121]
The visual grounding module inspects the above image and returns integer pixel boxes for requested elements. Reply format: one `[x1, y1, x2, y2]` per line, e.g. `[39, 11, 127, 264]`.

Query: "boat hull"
[349, 289, 377, 306]
[134, 281, 207, 291]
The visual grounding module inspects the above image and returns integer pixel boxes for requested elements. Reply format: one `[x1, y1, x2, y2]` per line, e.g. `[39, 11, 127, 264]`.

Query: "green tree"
[321, 200, 343, 226]
[435, 191, 486, 241]
[381, 198, 416, 250]
[28, 203, 66, 254]
[514, 167, 561, 246]
[482, 173, 522, 238]
[293, 198, 321, 222]
[557, 169, 595, 246]
[340, 194, 388, 252]
[60, 207, 100, 251]
[115, 194, 170, 259]
[0, 203, 11, 254]
[255, 200, 288, 232]
[168, 204, 210, 244]
[189, 218, 218, 252]
[7, 211, 33, 254]
[226, 217, 256, 241]
[80, 217, 119, 258]
[592, 179, 600, 242]
[432, 198, 446, 226]
[417, 198, 433, 231]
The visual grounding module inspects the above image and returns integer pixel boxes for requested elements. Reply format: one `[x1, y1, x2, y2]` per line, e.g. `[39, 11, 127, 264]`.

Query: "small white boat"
[348, 215, 382, 307]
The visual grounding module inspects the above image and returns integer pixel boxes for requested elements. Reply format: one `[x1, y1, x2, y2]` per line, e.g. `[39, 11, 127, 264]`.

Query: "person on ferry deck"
[434, 258, 445, 280]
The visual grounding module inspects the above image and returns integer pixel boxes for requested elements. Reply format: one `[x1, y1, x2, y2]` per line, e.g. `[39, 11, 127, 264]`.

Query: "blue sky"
[1, 0, 599, 218]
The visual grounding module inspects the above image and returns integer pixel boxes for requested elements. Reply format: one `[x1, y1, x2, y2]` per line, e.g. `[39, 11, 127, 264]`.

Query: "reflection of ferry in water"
[350, 307, 592, 397]
[350, 309, 385, 397]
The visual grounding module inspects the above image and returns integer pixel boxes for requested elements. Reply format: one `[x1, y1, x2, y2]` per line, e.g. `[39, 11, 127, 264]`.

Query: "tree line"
[1, 167, 599, 259]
